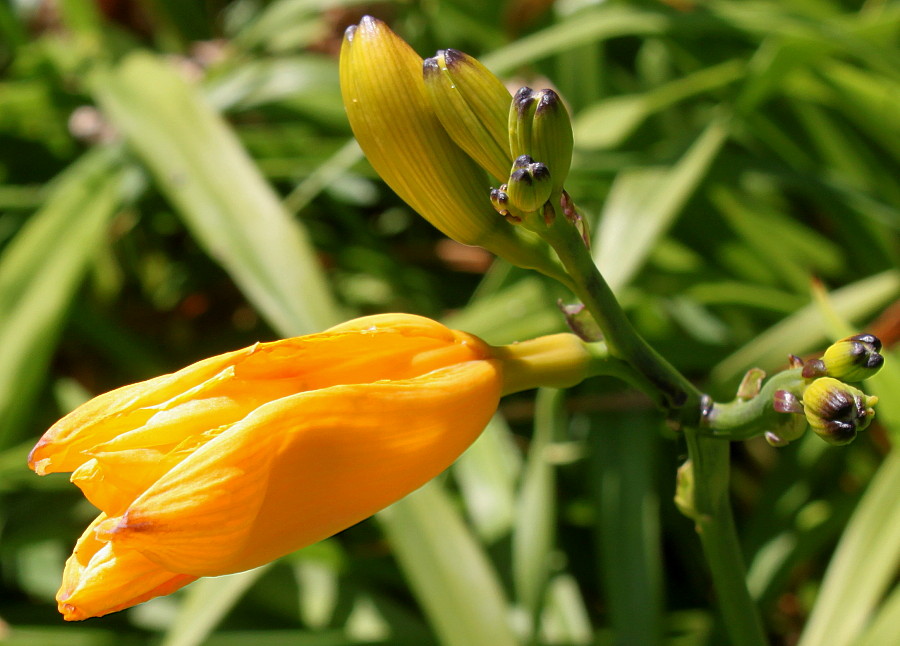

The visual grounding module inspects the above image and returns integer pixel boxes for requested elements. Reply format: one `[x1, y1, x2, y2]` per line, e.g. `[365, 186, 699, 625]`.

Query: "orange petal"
[57, 513, 196, 621]
[103, 360, 502, 576]
[30, 315, 491, 476]
[28, 348, 255, 475]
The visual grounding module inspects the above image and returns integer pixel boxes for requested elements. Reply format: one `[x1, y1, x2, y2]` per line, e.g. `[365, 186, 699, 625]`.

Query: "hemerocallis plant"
[29, 313, 621, 620]
[30, 15, 885, 643]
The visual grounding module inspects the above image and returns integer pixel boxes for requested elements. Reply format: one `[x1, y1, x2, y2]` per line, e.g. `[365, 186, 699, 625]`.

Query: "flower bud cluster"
[769, 334, 883, 447]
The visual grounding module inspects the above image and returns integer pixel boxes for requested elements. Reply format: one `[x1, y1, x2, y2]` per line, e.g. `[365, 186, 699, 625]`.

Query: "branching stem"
[540, 218, 769, 646]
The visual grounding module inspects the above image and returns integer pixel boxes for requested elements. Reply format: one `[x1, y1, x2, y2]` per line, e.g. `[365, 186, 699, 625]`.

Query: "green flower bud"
[802, 377, 878, 446]
[509, 87, 538, 164]
[505, 155, 553, 213]
[508, 87, 573, 193]
[822, 334, 884, 382]
[764, 415, 808, 447]
[341, 17, 570, 284]
[532, 90, 573, 193]
[423, 49, 512, 182]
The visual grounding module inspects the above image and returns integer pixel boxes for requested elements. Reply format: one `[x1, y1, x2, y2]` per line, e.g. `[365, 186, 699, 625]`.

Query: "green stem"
[703, 369, 807, 440]
[681, 429, 769, 646]
[538, 220, 768, 646]
[542, 222, 702, 418]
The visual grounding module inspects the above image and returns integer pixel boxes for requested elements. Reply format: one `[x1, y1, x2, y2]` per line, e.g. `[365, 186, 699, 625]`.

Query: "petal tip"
[358, 15, 382, 34]
[28, 440, 52, 475]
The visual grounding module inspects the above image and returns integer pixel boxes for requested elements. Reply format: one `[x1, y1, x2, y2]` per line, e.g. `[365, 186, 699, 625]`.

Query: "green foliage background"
[0, 0, 898, 644]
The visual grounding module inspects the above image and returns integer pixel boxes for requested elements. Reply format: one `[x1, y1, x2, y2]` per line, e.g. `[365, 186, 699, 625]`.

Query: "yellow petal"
[57, 514, 196, 621]
[101, 360, 502, 576]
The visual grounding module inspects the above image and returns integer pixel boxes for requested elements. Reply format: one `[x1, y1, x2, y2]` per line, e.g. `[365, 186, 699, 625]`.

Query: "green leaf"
[513, 388, 565, 617]
[91, 52, 344, 337]
[0, 148, 133, 446]
[594, 119, 729, 291]
[377, 480, 520, 646]
[452, 415, 522, 543]
[798, 451, 900, 646]
[160, 567, 272, 646]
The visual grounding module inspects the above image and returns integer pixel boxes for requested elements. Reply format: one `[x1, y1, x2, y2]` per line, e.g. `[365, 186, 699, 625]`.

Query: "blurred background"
[1, 0, 898, 644]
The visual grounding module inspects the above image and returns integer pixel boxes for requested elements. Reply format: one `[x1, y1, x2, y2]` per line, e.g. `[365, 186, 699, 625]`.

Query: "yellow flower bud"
[822, 333, 884, 382]
[802, 377, 878, 446]
[423, 48, 512, 182]
[340, 17, 567, 283]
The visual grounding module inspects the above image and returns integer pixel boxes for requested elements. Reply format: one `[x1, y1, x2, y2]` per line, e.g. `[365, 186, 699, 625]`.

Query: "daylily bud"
[802, 377, 878, 446]
[509, 87, 573, 193]
[30, 314, 505, 620]
[509, 87, 538, 164]
[532, 89, 574, 192]
[822, 334, 884, 382]
[505, 155, 553, 212]
[29, 312, 601, 621]
[340, 17, 567, 282]
[423, 48, 512, 181]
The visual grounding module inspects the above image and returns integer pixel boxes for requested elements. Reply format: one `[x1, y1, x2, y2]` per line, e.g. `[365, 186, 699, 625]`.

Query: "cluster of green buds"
[489, 87, 588, 243]
[340, 17, 584, 286]
[770, 334, 883, 446]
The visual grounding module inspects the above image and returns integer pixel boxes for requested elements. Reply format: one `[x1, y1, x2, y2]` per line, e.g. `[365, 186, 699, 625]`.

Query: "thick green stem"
[542, 222, 702, 419]
[538, 219, 768, 646]
[703, 369, 807, 440]
[680, 430, 769, 646]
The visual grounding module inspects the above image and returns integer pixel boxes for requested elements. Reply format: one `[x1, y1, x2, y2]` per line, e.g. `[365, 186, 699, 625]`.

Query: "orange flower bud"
[30, 314, 503, 620]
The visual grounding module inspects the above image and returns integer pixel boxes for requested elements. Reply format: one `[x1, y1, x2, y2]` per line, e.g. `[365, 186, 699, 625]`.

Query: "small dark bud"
[774, 390, 803, 414]
[802, 359, 826, 379]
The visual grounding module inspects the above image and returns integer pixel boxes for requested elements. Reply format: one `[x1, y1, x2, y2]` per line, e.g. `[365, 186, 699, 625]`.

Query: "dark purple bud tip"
[535, 89, 562, 115]
[851, 333, 881, 351]
[531, 163, 551, 181]
[513, 154, 534, 169]
[802, 359, 826, 379]
[510, 168, 533, 185]
[423, 56, 440, 77]
[514, 87, 536, 114]
[442, 48, 465, 67]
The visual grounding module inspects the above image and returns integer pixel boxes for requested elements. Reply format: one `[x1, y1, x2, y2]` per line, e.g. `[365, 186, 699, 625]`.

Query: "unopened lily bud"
[508, 87, 573, 193]
[423, 49, 512, 182]
[822, 334, 884, 382]
[532, 90, 573, 193]
[802, 377, 878, 446]
[509, 87, 538, 162]
[505, 155, 553, 212]
[340, 17, 567, 282]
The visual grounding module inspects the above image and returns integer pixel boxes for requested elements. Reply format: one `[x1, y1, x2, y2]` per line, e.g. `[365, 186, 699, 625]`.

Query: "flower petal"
[57, 514, 196, 621]
[30, 315, 492, 476]
[102, 360, 502, 576]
